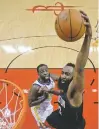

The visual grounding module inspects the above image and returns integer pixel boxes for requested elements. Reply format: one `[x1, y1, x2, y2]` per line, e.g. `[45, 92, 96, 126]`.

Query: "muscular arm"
[29, 94, 48, 107]
[48, 89, 63, 95]
[67, 11, 92, 106]
[74, 34, 92, 90]
[74, 12, 92, 91]
[28, 85, 48, 107]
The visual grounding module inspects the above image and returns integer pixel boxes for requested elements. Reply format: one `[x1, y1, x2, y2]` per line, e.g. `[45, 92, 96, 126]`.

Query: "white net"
[0, 81, 24, 129]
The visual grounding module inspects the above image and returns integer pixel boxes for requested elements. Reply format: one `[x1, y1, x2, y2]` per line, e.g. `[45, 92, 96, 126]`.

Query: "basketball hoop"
[0, 79, 27, 129]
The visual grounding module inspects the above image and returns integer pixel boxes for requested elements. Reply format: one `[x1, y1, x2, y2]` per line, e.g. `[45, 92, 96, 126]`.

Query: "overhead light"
[0, 45, 32, 53]
[92, 89, 97, 92]
[0, 45, 17, 53]
[89, 39, 99, 53]
[89, 47, 93, 53]
[89, 46, 99, 53]
[97, 46, 99, 52]
[93, 47, 97, 52]
[17, 46, 32, 53]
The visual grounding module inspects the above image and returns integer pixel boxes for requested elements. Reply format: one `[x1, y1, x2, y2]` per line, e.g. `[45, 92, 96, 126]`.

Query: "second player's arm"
[28, 85, 48, 107]
[48, 89, 63, 95]
[67, 11, 92, 106]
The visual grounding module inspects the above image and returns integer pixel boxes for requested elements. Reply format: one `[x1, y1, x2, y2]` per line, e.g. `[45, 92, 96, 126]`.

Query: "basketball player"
[44, 11, 92, 129]
[28, 64, 56, 129]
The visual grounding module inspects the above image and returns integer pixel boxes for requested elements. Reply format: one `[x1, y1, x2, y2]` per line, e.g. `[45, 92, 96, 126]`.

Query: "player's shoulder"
[32, 83, 40, 88]
[32, 81, 41, 90]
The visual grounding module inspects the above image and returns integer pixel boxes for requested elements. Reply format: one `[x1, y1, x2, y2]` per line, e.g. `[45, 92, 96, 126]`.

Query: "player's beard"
[58, 77, 72, 93]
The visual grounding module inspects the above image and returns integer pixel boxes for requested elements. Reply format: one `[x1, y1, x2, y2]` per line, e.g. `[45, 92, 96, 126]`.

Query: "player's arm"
[28, 85, 48, 107]
[29, 93, 48, 107]
[42, 87, 63, 96]
[67, 11, 92, 105]
[50, 73, 59, 81]
[48, 89, 63, 95]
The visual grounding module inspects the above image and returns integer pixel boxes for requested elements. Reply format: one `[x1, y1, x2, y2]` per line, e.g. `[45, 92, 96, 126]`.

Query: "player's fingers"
[38, 87, 43, 93]
[44, 91, 49, 95]
[81, 14, 88, 20]
[79, 10, 87, 16]
[83, 21, 90, 26]
[81, 14, 90, 23]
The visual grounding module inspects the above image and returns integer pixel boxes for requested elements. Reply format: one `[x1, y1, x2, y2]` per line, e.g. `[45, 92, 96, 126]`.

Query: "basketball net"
[0, 79, 26, 129]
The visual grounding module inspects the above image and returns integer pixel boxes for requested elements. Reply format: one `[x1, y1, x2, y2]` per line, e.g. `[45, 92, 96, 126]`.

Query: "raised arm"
[74, 11, 92, 90]
[28, 85, 48, 107]
[67, 11, 92, 105]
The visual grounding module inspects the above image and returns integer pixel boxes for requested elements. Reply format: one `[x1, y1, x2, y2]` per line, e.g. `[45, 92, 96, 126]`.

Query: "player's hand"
[43, 87, 50, 93]
[80, 10, 92, 37]
[38, 87, 43, 93]
[38, 86, 50, 93]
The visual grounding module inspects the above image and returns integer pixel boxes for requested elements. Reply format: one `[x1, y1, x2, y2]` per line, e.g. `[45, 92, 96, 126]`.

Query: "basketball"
[55, 9, 86, 42]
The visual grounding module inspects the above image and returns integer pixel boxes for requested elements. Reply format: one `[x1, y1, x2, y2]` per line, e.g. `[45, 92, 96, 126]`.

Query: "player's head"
[58, 63, 75, 93]
[37, 64, 50, 81]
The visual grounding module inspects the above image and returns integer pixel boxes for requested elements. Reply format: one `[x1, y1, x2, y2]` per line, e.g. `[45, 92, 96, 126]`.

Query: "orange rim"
[0, 79, 27, 129]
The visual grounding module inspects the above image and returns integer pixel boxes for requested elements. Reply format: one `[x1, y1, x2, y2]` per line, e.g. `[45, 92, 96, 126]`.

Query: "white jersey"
[31, 78, 55, 126]
[33, 77, 55, 109]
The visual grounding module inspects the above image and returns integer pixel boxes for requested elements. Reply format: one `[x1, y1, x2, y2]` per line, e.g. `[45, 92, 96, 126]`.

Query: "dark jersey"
[58, 93, 85, 129]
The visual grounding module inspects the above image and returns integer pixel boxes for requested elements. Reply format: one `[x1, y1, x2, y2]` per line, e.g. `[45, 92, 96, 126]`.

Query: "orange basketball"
[55, 9, 86, 42]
